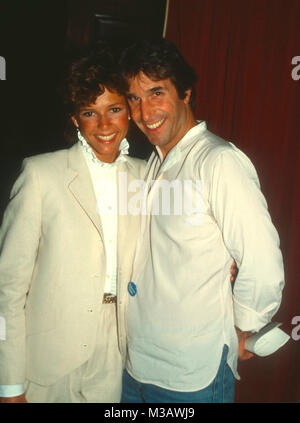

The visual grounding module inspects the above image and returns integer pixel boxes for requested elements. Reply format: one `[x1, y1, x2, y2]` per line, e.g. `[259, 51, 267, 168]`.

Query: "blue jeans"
[121, 345, 235, 403]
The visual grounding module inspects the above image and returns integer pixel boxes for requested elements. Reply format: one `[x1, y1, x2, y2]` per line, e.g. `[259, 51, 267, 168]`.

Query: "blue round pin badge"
[128, 282, 137, 296]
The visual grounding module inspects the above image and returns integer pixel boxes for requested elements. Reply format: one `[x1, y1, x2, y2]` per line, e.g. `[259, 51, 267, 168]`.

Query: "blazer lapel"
[66, 142, 104, 239]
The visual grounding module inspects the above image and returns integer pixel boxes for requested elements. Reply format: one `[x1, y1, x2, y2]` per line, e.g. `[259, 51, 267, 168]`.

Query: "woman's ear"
[71, 116, 79, 128]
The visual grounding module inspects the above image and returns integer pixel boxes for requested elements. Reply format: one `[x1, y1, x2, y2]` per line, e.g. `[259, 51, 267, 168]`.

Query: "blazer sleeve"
[0, 158, 41, 384]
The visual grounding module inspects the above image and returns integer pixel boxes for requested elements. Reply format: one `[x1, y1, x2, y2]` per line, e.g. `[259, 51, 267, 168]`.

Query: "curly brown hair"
[63, 43, 127, 142]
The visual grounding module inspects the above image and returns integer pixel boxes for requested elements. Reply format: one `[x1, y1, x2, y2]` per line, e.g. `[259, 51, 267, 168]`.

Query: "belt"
[102, 293, 117, 304]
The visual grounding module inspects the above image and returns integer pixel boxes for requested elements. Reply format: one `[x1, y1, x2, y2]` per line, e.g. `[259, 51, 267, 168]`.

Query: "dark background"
[0, 0, 164, 213]
[0, 0, 299, 403]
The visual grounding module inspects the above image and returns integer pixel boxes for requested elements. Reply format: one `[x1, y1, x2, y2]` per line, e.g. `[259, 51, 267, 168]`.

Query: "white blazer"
[0, 142, 145, 385]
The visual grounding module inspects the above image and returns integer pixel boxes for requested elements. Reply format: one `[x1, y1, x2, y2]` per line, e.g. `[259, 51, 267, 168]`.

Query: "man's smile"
[145, 118, 166, 131]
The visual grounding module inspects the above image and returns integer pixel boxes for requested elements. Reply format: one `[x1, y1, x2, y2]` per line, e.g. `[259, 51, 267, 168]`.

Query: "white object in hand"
[245, 322, 290, 357]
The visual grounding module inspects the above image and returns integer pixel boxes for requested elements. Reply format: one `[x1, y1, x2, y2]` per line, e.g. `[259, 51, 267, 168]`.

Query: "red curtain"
[166, 0, 300, 403]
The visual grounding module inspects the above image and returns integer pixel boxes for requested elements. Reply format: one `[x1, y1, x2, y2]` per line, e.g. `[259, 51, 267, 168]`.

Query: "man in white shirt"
[119, 38, 284, 402]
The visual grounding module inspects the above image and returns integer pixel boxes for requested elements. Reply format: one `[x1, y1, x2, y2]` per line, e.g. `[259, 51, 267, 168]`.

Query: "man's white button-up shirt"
[125, 121, 284, 392]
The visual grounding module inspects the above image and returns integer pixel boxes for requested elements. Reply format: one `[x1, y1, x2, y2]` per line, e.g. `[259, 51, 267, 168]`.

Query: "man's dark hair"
[120, 38, 198, 109]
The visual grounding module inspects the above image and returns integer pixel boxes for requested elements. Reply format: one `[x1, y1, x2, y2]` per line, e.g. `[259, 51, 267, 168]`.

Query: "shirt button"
[128, 282, 137, 296]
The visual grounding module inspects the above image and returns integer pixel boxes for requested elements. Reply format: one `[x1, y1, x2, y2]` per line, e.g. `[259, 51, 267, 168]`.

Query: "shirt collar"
[155, 121, 207, 173]
[77, 130, 129, 168]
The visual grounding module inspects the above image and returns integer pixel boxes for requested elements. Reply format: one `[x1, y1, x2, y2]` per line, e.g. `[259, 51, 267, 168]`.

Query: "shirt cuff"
[233, 297, 277, 333]
[0, 384, 24, 397]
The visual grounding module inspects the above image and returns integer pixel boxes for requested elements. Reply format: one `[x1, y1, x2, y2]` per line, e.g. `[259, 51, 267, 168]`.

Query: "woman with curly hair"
[0, 44, 145, 403]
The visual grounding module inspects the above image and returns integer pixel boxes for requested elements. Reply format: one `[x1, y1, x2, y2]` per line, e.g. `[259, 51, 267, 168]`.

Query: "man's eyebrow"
[127, 92, 137, 98]
[149, 86, 165, 93]
[127, 86, 166, 98]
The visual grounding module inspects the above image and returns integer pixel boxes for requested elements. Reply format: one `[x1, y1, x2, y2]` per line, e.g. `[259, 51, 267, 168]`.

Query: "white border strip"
[163, 0, 170, 37]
